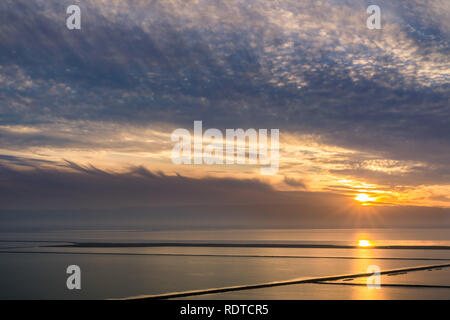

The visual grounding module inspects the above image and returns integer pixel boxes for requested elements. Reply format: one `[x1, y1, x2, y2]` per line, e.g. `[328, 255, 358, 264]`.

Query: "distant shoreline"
[50, 242, 450, 250]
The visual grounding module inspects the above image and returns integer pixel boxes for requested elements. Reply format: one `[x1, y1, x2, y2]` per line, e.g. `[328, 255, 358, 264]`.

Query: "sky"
[0, 0, 449, 229]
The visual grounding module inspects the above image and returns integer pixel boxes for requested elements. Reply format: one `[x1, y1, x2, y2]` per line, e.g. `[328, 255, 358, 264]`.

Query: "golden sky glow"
[1, 122, 450, 208]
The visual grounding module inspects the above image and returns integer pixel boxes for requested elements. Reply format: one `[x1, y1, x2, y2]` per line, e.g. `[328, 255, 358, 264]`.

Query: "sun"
[358, 240, 372, 247]
[354, 193, 375, 203]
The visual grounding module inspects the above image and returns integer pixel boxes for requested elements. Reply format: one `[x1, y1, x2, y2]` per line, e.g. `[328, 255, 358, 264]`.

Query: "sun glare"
[354, 193, 375, 203]
[358, 240, 372, 247]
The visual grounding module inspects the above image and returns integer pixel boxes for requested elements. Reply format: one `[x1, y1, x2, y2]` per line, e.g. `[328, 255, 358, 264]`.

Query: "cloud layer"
[1, 162, 449, 230]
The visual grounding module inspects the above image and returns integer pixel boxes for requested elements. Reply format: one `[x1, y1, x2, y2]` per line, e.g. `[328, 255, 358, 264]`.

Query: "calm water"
[0, 228, 449, 299]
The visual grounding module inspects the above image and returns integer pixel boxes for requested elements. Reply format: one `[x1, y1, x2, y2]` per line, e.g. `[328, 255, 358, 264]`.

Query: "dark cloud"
[283, 176, 307, 189]
[0, 160, 274, 210]
[0, 154, 57, 167]
[0, 162, 449, 230]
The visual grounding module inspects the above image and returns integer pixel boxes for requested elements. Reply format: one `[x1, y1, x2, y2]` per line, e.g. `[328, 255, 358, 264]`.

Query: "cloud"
[0, 162, 449, 231]
[1, 120, 450, 207]
[0, 1, 448, 159]
[0, 160, 273, 210]
[283, 176, 307, 189]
